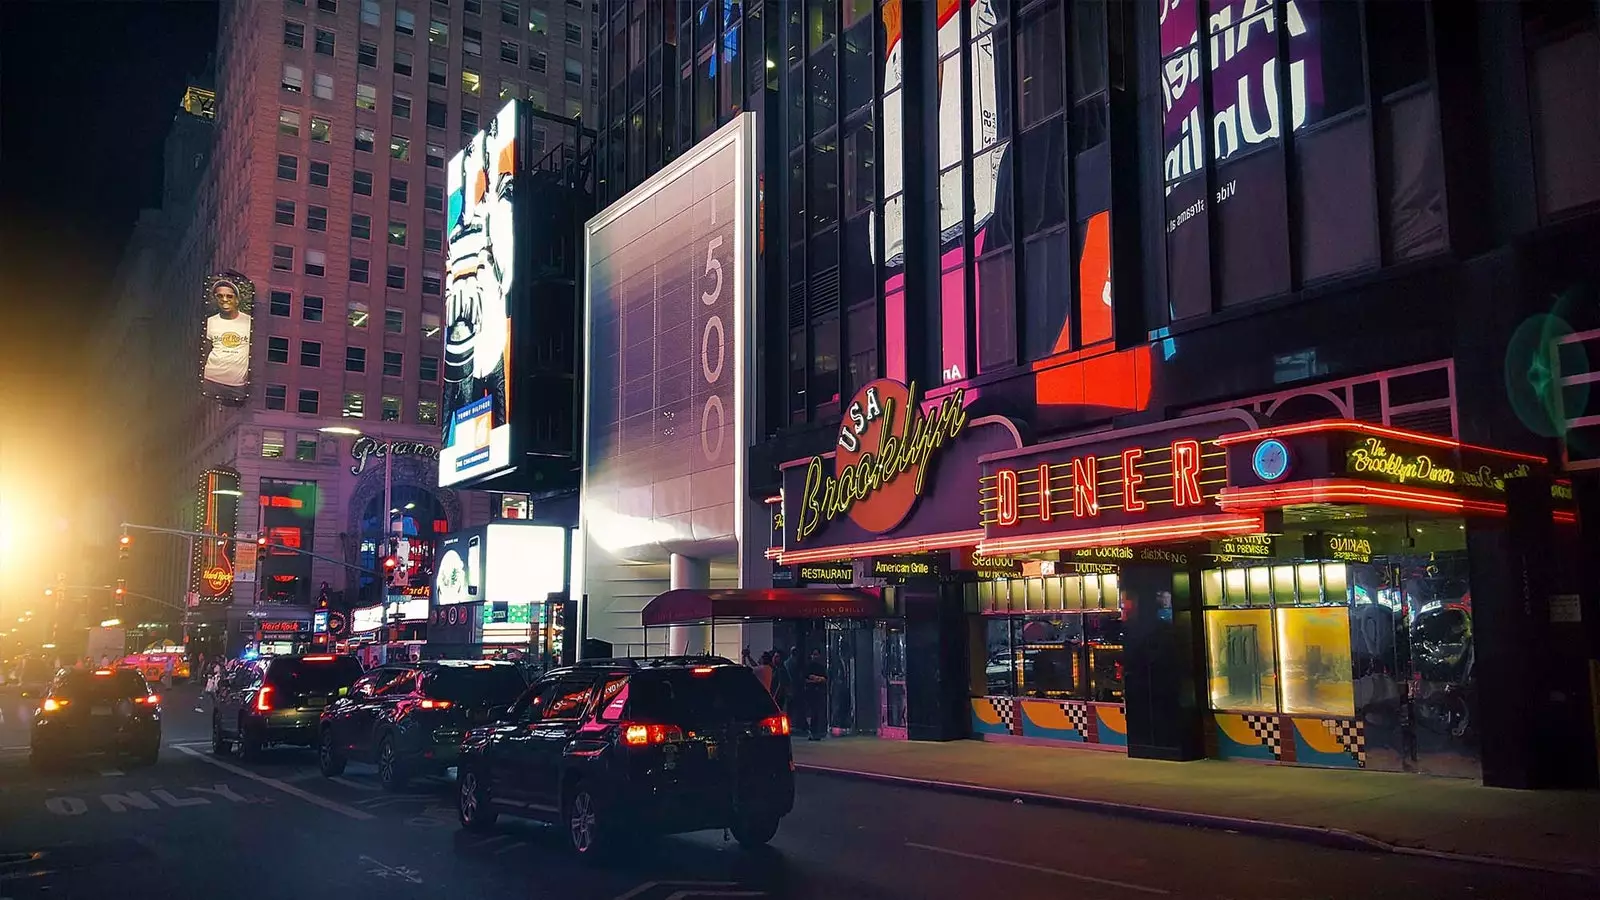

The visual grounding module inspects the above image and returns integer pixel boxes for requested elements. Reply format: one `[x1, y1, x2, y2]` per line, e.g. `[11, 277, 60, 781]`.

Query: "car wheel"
[238, 720, 264, 761]
[730, 813, 780, 849]
[377, 737, 407, 791]
[564, 782, 608, 857]
[211, 716, 233, 756]
[318, 728, 347, 777]
[458, 767, 498, 831]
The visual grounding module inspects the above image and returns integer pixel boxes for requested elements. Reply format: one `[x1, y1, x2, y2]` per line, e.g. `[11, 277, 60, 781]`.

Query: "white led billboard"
[582, 113, 757, 564]
[441, 100, 518, 487]
[484, 523, 566, 605]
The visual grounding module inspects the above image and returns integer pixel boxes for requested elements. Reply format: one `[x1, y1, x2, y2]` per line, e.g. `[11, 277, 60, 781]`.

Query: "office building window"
[382, 395, 402, 421]
[295, 435, 318, 461]
[419, 355, 439, 381]
[429, 57, 447, 86]
[463, 26, 482, 56]
[282, 64, 304, 93]
[424, 184, 444, 211]
[269, 290, 292, 317]
[462, 70, 483, 96]
[309, 160, 330, 186]
[529, 50, 547, 73]
[389, 178, 409, 203]
[348, 300, 370, 328]
[500, 1, 519, 27]
[529, 9, 547, 35]
[395, 48, 413, 76]
[422, 270, 442, 296]
[309, 116, 331, 142]
[426, 144, 445, 169]
[351, 213, 372, 240]
[499, 79, 518, 101]
[356, 83, 377, 110]
[297, 389, 321, 414]
[343, 391, 366, 418]
[427, 98, 448, 128]
[345, 346, 367, 372]
[422, 226, 443, 252]
[304, 248, 327, 277]
[314, 28, 335, 56]
[306, 205, 328, 232]
[463, 0, 480, 14]
[421, 311, 441, 338]
[388, 221, 408, 246]
[354, 170, 373, 195]
[564, 22, 580, 44]
[392, 92, 412, 119]
[350, 257, 371, 282]
[386, 265, 407, 289]
[396, 8, 416, 35]
[265, 388, 287, 415]
[313, 73, 334, 100]
[390, 135, 411, 160]
[417, 400, 440, 425]
[279, 108, 302, 136]
[277, 154, 298, 180]
[317, 0, 337, 13]
[501, 39, 519, 64]
[527, 87, 546, 110]
[385, 309, 405, 333]
[460, 108, 479, 138]
[565, 99, 581, 120]
[262, 429, 287, 456]
[565, 58, 582, 85]
[284, 20, 305, 48]
[274, 199, 297, 226]
[359, 40, 379, 68]
[267, 337, 291, 363]
[383, 350, 404, 377]
[360, 0, 380, 26]
[303, 295, 325, 322]
[272, 245, 294, 271]
[301, 340, 322, 368]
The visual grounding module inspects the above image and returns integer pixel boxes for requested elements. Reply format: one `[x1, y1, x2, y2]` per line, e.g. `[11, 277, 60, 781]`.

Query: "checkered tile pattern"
[1241, 713, 1283, 758]
[990, 697, 1017, 733]
[1059, 701, 1091, 735]
[1321, 718, 1367, 767]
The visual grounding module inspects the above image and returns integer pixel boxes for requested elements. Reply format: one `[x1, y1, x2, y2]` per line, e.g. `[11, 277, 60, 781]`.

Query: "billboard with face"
[583, 113, 757, 564]
[441, 99, 518, 487]
[200, 272, 255, 403]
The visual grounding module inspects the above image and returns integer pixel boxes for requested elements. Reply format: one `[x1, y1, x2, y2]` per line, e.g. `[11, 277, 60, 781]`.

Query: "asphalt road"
[1, 684, 1595, 900]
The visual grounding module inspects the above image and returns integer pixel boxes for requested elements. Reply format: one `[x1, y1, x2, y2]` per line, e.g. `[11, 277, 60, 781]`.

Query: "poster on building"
[199, 271, 255, 404]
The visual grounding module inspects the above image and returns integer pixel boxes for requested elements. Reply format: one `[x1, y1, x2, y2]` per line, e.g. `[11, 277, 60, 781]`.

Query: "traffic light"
[257, 534, 269, 548]
[118, 531, 132, 560]
[114, 579, 127, 609]
[382, 555, 399, 584]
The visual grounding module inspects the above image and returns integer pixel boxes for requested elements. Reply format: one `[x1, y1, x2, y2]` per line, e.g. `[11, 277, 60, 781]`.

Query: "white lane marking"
[360, 855, 423, 884]
[612, 883, 739, 900]
[331, 776, 380, 792]
[172, 744, 374, 821]
[905, 842, 1170, 896]
[278, 771, 322, 784]
[98, 769, 124, 778]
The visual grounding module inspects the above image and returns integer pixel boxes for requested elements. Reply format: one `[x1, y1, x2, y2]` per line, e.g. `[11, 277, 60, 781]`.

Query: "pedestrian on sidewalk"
[769, 647, 792, 710]
[803, 648, 828, 740]
[752, 651, 774, 693]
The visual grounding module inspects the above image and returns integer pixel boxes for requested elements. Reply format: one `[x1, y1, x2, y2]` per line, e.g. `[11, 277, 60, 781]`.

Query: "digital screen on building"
[259, 479, 317, 605]
[351, 604, 385, 633]
[441, 99, 518, 487]
[191, 469, 240, 604]
[583, 113, 756, 561]
[484, 523, 565, 607]
[434, 527, 486, 606]
[199, 272, 255, 404]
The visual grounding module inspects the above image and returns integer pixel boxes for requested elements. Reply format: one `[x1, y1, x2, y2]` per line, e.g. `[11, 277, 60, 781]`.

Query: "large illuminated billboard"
[191, 469, 240, 605]
[583, 113, 757, 564]
[441, 99, 519, 487]
[199, 272, 255, 403]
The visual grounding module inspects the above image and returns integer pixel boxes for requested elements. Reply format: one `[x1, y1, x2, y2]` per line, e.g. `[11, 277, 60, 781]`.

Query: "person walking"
[803, 648, 828, 740]
[769, 647, 792, 711]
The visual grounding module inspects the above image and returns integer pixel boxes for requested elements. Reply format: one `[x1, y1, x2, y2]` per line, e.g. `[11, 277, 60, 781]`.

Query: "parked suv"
[456, 657, 795, 855]
[31, 668, 162, 769]
[318, 659, 527, 790]
[213, 654, 364, 760]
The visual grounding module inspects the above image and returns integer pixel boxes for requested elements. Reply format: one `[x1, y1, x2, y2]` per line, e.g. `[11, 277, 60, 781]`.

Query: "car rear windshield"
[53, 671, 148, 701]
[627, 668, 779, 725]
[423, 666, 526, 705]
[266, 656, 363, 693]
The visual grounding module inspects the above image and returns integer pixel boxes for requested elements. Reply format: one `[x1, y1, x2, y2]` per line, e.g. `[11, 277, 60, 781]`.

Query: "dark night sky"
[0, 0, 218, 392]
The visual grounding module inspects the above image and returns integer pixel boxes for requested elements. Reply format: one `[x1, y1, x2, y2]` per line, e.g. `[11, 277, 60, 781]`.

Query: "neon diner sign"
[987, 438, 1217, 528]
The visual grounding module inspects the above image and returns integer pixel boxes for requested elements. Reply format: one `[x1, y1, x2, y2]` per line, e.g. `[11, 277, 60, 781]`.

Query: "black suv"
[317, 659, 527, 789]
[31, 668, 162, 769]
[457, 657, 795, 855]
[213, 654, 364, 759]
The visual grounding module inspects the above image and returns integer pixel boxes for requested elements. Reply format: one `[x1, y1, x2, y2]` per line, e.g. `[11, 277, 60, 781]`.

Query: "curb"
[795, 763, 1599, 880]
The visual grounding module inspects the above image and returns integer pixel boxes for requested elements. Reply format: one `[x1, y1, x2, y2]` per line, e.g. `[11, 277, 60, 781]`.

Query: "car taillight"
[138, 695, 161, 706]
[303, 655, 335, 662]
[622, 723, 684, 746]
[256, 685, 275, 712]
[41, 697, 69, 712]
[758, 714, 790, 737]
[419, 699, 452, 710]
[691, 666, 716, 676]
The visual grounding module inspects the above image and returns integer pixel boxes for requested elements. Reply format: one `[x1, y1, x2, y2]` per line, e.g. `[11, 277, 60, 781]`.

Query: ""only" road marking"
[173, 744, 374, 821]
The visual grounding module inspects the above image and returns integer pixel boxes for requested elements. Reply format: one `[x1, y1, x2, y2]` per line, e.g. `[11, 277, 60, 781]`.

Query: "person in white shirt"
[203, 278, 252, 393]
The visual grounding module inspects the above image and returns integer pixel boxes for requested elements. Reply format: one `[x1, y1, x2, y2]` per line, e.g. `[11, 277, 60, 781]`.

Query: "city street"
[1, 684, 1594, 900]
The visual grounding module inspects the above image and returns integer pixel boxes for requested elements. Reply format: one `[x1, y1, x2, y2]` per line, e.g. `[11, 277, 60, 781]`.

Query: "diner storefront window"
[973, 571, 1126, 704]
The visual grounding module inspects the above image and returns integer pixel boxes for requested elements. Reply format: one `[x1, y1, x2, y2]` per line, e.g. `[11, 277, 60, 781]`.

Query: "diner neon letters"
[1347, 438, 1457, 487]
[991, 438, 1213, 527]
[794, 385, 968, 543]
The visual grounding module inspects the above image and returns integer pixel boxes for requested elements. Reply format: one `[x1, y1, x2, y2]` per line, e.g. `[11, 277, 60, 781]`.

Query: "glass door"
[877, 621, 908, 739]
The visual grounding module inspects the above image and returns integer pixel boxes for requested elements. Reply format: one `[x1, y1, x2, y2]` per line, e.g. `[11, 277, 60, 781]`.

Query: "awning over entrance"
[641, 588, 885, 626]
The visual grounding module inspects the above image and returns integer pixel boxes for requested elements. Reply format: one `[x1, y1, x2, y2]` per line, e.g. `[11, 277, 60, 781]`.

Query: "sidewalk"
[792, 737, 1600, 876]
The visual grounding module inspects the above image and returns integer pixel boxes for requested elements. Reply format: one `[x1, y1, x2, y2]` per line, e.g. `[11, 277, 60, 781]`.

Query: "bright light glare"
[101, 618, 122, 628]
